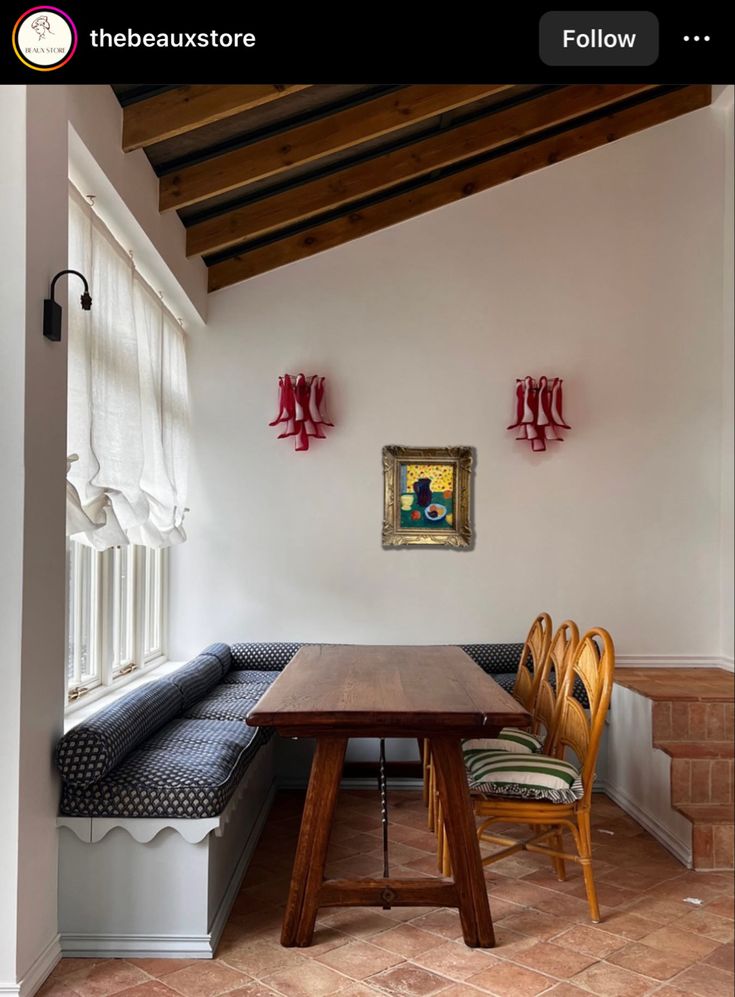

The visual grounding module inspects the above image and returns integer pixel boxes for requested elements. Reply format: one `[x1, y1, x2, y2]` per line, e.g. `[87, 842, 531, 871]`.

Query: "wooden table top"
[247, 644, 529, 738]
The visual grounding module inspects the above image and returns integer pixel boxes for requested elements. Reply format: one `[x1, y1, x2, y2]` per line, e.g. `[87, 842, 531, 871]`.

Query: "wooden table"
[247, 644, 529, 948]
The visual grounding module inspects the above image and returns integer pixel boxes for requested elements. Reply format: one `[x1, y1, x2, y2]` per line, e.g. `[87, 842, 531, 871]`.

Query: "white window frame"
[66, 542, 102, 698]
[142, 546, 166, 664]
[66, 543, 168, 712]
[109, 545, 136, 679]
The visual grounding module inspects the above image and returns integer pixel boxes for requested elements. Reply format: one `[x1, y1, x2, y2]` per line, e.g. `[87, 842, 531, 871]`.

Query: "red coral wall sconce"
[508, 376, 571, 452]
[269, 373, 333, 452]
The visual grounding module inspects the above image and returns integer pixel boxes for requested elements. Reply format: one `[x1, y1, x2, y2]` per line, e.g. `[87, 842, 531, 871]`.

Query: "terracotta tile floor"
[41, 791, 734, 997]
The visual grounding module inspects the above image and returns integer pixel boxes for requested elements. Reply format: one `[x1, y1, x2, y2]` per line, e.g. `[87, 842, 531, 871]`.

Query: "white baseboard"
[60, 783, 276, 959]
[617, 654, 734, 673]
[0, 934, 61, 997]
[57, 933, 216, 959]
[599, 779, 692, 868]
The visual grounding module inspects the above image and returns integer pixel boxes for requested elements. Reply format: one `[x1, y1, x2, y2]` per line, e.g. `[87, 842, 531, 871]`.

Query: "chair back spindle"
[513, 612, 552, 713]
[533, 620, 579, 743]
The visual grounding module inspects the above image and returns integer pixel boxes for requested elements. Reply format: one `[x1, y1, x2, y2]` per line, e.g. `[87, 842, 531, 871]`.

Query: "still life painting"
[382, 446, 473, 548]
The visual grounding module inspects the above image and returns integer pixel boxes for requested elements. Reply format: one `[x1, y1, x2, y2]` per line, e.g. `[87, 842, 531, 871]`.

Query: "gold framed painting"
[382, 446, 473, 548]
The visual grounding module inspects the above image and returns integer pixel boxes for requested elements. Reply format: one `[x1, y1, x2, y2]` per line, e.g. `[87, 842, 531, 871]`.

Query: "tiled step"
[658, 741, 734, 808]
[614, 667, 734, 871]
[677, 803, 735, 822]
[613, 668, 734, 870]
[676, 804, 735, 870]
[616, 667, 734, 701]
[656, 740, 735, 758]
[670, 755, 733, 805]
[652, 700, 734, 742]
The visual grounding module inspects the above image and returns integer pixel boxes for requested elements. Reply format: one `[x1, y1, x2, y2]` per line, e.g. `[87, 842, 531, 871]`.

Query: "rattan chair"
[471, 628, 615, 922]
[423, 613, 552, 832]
[437, 619, 577, 876]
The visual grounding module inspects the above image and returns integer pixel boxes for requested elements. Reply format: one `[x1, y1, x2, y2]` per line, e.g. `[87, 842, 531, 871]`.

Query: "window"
[66, 543, 167, 704]
[64, 184, 188, 709]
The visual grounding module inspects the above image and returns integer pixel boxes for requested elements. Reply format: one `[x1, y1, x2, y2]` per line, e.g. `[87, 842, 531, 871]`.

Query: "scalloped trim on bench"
[57, 738, 273, 845]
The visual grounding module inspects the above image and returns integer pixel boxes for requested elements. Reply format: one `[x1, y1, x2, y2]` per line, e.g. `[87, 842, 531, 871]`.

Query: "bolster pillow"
[56, 679, 184, 787]
[199, 642, 232, 678]
[167, 651, 227, 708]
[230, 642, 302, 671]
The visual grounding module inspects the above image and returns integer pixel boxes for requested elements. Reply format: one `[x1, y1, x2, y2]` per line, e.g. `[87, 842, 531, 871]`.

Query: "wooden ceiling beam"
[160, 84, 514, 211]
[187, 84, 656, 257]
[207, 86, 711, 292]
[122, 84, 311, 152]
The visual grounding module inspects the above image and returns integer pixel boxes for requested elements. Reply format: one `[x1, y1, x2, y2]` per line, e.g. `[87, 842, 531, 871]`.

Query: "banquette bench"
[56, 640, 588, 958]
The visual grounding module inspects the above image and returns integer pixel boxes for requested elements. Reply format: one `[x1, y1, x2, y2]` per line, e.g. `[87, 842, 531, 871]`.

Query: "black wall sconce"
[43, 269, 92, 342]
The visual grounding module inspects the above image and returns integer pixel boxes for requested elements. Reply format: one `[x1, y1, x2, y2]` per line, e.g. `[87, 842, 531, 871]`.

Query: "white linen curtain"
[67, 186, 190, 549]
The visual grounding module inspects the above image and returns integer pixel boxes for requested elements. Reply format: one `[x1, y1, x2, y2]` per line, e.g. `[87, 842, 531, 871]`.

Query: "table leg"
[429, 735, 495, 947]
[281, 736, 347, 947]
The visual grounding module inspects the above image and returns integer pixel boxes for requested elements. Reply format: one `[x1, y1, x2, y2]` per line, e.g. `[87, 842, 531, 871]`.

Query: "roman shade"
[67, 186, 190, 549]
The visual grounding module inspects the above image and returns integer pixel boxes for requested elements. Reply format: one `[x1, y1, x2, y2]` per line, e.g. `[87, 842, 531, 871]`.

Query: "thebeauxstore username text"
[89, 29, 256, 48]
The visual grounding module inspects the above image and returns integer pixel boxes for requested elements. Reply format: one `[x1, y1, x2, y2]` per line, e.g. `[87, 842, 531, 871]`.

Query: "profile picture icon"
[12, 6, 77, 71]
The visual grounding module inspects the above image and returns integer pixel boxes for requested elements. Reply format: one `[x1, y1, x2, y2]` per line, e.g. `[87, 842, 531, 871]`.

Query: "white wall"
[170, 102, 730, 666]
[0, 83, 28, 990]
[15, 86, 70, 986]
[719, 92, 734, 666]
[0, 85, 68, 994]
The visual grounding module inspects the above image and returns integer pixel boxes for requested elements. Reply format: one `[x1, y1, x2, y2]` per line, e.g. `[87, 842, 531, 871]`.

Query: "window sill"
[64, 657, 186, 732]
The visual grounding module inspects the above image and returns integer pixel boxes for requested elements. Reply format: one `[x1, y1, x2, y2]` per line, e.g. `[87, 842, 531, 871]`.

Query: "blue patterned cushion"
[59, 719, 269, 818]
[494, 673, 517, 695]
[183, 682, 271, 721]
[461, 644, 526, 675]
[168, 654, 224, 709]
[472, 658, 590, 709]
[221, 669, 280, 685]
[56, 680, 184, 787]
[141, 718, 248, 752]
[230, 642, 302, 671]
[200, 642, 232, 678]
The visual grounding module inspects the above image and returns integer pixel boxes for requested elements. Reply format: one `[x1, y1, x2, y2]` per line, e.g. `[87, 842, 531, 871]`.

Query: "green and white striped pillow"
[464, 728, 544, 755]
[464, 747, 584, 803]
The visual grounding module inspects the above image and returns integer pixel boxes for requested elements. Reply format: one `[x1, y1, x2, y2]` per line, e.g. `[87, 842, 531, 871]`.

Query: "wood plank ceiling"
[111, 83, 712, 292]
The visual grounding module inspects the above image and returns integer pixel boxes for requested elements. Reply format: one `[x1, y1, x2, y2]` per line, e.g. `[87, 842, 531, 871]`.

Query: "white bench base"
[57, 738, 276, 958]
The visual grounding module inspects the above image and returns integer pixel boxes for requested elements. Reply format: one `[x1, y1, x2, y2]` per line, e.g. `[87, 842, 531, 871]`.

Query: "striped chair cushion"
[464, 747, 584, 803]
[464, 727, 544, 755]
